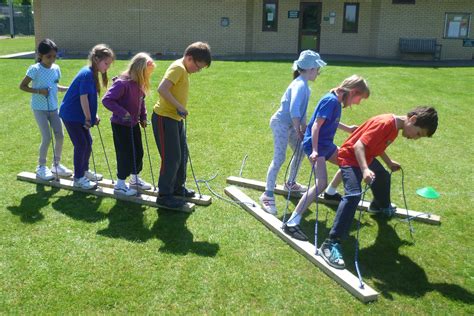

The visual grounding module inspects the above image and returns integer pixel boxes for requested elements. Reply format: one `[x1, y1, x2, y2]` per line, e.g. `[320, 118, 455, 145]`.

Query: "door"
[299, 2, 322, 52]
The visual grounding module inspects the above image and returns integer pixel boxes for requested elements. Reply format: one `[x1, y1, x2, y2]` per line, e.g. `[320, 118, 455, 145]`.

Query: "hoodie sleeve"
[139, 94, 147, 122]
[102, 79, 129, 118]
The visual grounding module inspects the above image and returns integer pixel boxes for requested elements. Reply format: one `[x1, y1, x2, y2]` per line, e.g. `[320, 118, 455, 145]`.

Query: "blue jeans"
[329, 159, 391, 240]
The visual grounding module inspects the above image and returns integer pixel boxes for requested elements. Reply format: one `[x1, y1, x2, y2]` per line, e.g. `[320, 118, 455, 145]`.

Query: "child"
[59, 44, 115, 189]
[102, 52, 155, 196]
[260, 50, 327, 215]
[283, 75, 370, 241]
[151, 42, 211, 209]
[320, 106, 438, 269]
[19, 38, 71, 180]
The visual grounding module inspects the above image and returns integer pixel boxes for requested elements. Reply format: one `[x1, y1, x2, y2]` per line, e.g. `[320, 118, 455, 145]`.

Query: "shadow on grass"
[97, 200, 151, 242]
[51, 191, 106, 223]
[357, 216, 474, 303]
[150, 208, 219, 257]
[7, 184, 59, 223]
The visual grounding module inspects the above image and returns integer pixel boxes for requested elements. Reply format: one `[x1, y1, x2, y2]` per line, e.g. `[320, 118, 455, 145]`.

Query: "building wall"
[34, 0, 473, 60]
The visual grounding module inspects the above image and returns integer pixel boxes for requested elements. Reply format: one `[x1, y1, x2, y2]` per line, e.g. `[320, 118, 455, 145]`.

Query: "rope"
[142, 121, 157, 191]
[130, 120, 139, 196]
[96, 124, 114, 184]
[44, 89, 59, 181]
[182, 116, 203, 198]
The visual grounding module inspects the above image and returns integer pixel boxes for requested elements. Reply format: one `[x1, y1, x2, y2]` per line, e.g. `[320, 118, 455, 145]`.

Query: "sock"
[325, 186, 337, 195]
[286, 212, 302, 227]
[264, 190, 274, 197]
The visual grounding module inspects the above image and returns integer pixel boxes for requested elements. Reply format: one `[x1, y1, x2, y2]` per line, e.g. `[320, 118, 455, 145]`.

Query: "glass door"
[299, 2, 322, 52]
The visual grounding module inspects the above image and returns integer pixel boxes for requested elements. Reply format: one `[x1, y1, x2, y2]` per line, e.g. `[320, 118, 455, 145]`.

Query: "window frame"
[444, 12, 471, 39]
[262, 0, 278, 32]
[392, 0, 416, 4]
[342, 3, 359, 33]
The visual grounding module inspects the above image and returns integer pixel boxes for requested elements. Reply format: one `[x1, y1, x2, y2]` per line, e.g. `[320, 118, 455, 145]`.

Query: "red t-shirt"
[338, 114, 399, 167]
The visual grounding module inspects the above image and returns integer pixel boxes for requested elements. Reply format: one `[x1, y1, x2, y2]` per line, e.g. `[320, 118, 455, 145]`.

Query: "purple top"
[102, 75, 147, 126]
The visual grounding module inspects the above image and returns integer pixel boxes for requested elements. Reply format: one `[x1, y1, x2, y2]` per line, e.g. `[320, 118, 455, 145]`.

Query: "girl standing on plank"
[102, 52, 155, 196]
[59, 44, 114, 189]
[283, 75, 370, 241]
[260, 50, 326, 215]
[19, 38, 71, 180]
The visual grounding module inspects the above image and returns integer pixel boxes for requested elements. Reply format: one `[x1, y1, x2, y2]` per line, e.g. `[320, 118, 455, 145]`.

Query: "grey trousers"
[33, 109, 64, 165]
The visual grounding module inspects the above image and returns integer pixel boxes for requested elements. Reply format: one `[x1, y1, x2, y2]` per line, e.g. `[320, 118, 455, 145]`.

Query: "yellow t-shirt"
[153, 58, 189, 121]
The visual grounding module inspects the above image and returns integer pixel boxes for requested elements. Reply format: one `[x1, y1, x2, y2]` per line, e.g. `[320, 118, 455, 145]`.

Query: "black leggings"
[111, 122, 144, 180]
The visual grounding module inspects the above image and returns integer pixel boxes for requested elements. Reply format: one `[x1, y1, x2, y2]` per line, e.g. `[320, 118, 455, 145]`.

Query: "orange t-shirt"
[338, 114, 399, 167]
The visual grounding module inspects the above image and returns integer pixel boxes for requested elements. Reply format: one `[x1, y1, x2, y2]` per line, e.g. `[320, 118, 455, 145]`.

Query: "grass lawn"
[0, 55, 473, 313]
[0, 36, 35, 55]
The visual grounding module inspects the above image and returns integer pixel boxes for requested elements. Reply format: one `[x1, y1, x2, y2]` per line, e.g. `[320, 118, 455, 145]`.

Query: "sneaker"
[73, 176, 97, 190]
[284, 181, 306, 192]
[51, 163, 72, 177]
[283, 224, 309, 241]
[368, 203, 397, 217]
[129, 175, 152, 190]
[173, 187, 195, 198]
[36, 165, 55, 181]
[114, 182, 137, 196]
[85, 170, 103, 181]
[320, 239, 345, 269]
[156, 195, 186, 209]
[323, 192, 342, 202]
[259, 193, 277, 215]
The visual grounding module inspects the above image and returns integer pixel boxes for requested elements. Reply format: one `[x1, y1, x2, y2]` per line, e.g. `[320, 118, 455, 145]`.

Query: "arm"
[353, 140, 375, 184]
[80, 94, 92, 129]
[140, 96, 147, 128]
[338, 122, 357, 133]
[19, 76, 48, 96]
[102, 81, 130, 120]
[309, 117, 325, 163]
[380, 152, 401, 172]
[292, 117, 305, 141]
[157, 79, 187, 116]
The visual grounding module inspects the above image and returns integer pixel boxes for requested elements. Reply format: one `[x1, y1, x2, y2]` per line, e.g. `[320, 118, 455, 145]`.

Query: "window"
[262, 0, 278, 32]
[444, 13, 471, 39]
[343, 3, 359, 33]
[392, 0, 415, 4]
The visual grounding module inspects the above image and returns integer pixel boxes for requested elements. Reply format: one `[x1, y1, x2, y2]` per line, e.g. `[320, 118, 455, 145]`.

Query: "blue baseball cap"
[292, 50, 327, 71]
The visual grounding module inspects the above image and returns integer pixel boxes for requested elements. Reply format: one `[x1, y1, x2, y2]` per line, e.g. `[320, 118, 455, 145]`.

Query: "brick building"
[34, 0, 473, 60]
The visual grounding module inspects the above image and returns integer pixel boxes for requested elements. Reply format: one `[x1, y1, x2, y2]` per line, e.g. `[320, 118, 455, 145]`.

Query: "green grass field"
[0, 47, 473, 313]
[0, 36, 35, 55]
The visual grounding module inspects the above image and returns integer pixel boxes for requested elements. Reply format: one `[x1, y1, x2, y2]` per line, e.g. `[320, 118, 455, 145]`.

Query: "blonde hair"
[333, 75, 370, 104]
[88, 44, 115, 94]
[122, 52, 154, 95]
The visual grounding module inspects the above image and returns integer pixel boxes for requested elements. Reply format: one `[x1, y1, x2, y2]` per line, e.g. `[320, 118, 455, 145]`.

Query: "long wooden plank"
[226, 176, 441, 225]
[95, 178, 212, 206]
[17, 172, 195, 212]
[224, 186, 379, 303]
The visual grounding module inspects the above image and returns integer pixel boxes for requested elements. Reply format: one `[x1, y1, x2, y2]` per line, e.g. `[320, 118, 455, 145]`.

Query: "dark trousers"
[151, 112, 187, 196]
[329, 159, 391, 240]
[63, 121, 92, 179]
[111, 122, 144, 180]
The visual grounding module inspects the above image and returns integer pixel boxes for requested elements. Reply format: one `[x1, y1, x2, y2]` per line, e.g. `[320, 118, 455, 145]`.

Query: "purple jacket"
[102, 76, 147, 126]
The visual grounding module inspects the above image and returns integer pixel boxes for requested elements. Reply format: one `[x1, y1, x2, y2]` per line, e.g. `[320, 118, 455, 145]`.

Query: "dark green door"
[299, 2, 322, 52]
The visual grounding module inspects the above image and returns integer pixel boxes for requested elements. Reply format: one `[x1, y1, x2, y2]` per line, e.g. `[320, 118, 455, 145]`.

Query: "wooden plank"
[96, 178, 212, 206]
[224, 186, 379, 303]
[226, 176, 441, 225]
[17, 172, 195, 213]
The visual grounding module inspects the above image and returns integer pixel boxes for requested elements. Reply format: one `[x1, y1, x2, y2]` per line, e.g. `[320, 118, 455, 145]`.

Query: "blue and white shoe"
[320, 239, 345, 269]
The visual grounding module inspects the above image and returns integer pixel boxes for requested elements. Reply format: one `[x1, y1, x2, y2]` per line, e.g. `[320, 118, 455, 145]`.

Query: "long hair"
[122, 52, 154, 95]
[332, 75, 370, 105]
[36, 38, 58, 62]
[88, 44, 115, 94]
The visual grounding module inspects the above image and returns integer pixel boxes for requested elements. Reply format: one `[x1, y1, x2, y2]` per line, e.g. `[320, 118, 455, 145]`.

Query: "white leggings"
[265, 118, 305, 192]
[33, 109, 64, 165]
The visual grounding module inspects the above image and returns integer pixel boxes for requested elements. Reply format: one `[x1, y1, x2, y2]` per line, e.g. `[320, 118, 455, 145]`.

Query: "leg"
[111, 122, 133, 180]
[133, 124, 144, 175]
[287, 128, 304, 185]
[63, 122, 89, 179]
[33, 110, 51, 166]
[174, 120, 186, 193]
[368, 158, 392, 211]
[151, 113, 181, 196]
[264, 119, 289, 193]
[49, 110, 64, 164]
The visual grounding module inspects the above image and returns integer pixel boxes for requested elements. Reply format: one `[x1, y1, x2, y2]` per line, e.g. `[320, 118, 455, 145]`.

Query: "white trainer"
[114, 182, 137, 196]
[129, 175, 152, 190]
[73, 176, 97, 190]
[51, 163, 72, 177]
[36, 165, 55, 181]
[85, 170, 103, 181]
[259, 193, 277, 215]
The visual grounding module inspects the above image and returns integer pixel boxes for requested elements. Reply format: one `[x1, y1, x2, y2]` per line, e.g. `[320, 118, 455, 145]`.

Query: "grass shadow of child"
[151, 208, 219, 257]
[7, 184, 59, 223]
[51, 190, 106, 223]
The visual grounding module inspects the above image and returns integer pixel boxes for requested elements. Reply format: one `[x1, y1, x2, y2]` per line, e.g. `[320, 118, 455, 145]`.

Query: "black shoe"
[320, 239, 345, 269]
[368, 202, 397, 217]
[156, 195, 186, 209]
[323, 192, 342, 202]
[283, 224, 309, 241]
[174, 187, 195, 198]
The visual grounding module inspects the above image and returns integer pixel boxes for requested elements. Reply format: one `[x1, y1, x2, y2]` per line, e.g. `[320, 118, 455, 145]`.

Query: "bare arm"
[338, 122, 357, 133]
[80, 94, 92, 129]
[157, 79, 187, 116]
[380, 152, 401, 172]
[353, 140, 374, 184]
[19, 76, 48, 96]
[309, 117, 325, 163]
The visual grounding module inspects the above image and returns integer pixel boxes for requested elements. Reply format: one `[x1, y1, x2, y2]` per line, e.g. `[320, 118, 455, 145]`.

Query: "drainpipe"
[8, 0, 14, 38]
